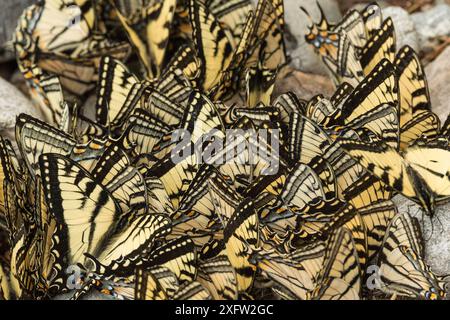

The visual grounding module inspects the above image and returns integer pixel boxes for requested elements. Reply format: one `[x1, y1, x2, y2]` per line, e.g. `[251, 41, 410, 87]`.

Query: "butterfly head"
[407, 165, 436, 218]
[418, 189, 435, 218]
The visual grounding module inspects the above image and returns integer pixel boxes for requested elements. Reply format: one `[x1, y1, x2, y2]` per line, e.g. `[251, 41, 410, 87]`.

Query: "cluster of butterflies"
[0, 0, 449, 300]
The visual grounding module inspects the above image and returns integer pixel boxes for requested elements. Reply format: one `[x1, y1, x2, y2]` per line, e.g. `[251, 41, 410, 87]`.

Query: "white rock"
[0, 76, 42, 130]
[425, 46, 450, 122]
[382, 6, 420, 52]
[283, 0, 342, 75]
[392, 195, 450, 276]
[411, 4, 450, 50]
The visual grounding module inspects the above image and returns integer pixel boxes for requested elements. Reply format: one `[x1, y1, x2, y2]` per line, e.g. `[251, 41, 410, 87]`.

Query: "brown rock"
[274, 66, 335, 101]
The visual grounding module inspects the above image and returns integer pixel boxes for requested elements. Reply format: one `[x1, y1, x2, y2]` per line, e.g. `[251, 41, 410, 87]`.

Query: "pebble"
[0, 76, 42, 131]
[383, 6, 420, 52]
[274, 66, 335, 100]
[411, 4, 450, 50]
[425, 46, 450, 123]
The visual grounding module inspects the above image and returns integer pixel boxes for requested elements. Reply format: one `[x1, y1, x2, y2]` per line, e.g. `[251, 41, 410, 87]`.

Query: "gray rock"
[425, 46, 450, 122]
[0, 0, 34, 62]
[283, 0, 342, 75]
[53, 291, 119, 301]
[81, 94, 98, 120]
[392, 195, 450, 276]
[411, 4, 450, 50]
[350, 1, 390, 12]
[0, 76, 42, 131]
[382, 6, 420, 52]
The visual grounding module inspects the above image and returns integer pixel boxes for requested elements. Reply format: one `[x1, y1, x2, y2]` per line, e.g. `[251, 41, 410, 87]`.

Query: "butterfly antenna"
[417, 207, 429, 239]
[300, 6, 314, 28]
[425, 211, 435, 242]
[316, 1, 329, 28]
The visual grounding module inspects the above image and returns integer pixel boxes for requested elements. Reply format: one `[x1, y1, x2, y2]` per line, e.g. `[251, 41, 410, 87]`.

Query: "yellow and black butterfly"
[179, 90, 226, 145]
[197, 239, 238, 300]
[442, 115, 450, 140]
[359, 18, 396, 76]
[343, 174, 395, 260]
[189, 0, 234, 93]
[395, 46, 440, 150]
[85, 213, 171, 277]
[273, 91, 306, 126]
[248, 0, 286, 71]
[145, 141, 198, 210]
[206, 0, 253, 44]
[15, 114, 77, 177]
[95, 56, 147, 132]
[0, 137, 18, 228]
[333, 9, 367, 54]
[27, 71, 65, 126]
[303, 2, 396, 87]
[39, 153, 171, 278]
[135, 266, 180, 300]
[15, 0, 131, 96]
[124, 108, 172, 157]
[321, 59, 398, 135]
[171, 280, 212, 300]
[245, 60, 278, 107]
[91, 142, 149, 215]
[146, 91, 224, 208]
[361, 2, 383, 39]
[287, 114, 366, 197]
[209, 10, 255, 100]
[0, 260, 22, 300]
[376, 212, 447, 300]
[338, 133, 450, 217]
[249, 241, 325, 299]
[209, 0, 286, 100]
[169, 166, 223, 247]
[309, 228, 362, 300]
[141, 236, 197, 284]
[113, 0, 177, 78]
[303, 5, 364, 87]
[3, 229, 33, 299]
[223, 198, 259, 293]
[144, 91, 186, 127]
